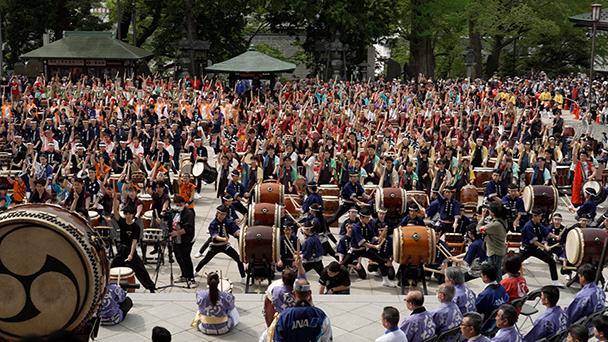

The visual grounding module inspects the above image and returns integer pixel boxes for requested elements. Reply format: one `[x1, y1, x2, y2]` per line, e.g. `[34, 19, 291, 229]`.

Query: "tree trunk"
[468, 20, 482, 79]
[408, 0, 435, 78]
[119, 7, 133, 42]
[485, 35, 503, 78]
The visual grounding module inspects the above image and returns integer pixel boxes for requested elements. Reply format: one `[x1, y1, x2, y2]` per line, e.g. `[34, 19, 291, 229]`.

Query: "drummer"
[277, 221, 299, 271]
[597, 213, 608, 230]
[485, 169, 506, 204]
[194, 194, 239, 259]
[569, 187, 597, 223]
[189, 137, 208, 196]
[300, 181, 323, 216]
[502, 183, 526, 232]
[326, 171, 371, 227]
[427, 182, 461, 233]
[225, 170, 248, 216]
[339, 207, 359, 236]
[399, 203, 425, 227]
[370, 206, 394, 236]
[336, 219, 367, 279]
[558, 214, 592, 278]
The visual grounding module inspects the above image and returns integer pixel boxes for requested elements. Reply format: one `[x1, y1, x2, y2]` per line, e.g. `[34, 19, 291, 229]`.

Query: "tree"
[1, 0, 110, 67]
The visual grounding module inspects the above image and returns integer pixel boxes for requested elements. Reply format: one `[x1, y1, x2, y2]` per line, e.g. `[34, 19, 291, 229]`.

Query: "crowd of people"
[3, 69, 608, 340]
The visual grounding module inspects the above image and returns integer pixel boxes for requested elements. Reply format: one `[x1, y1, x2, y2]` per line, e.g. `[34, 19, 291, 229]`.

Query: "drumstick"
[220, 270, 224, 292]
[548, 243, 561, 249]
[560, 197, 573, 209]
[285, 209, 299, 224]
[289, 196, 301, 209]
[285, 237, 297, 256]
[438, 243, 453, 258]
[424, 267, 443, 275]
[296, 237, 300, 255]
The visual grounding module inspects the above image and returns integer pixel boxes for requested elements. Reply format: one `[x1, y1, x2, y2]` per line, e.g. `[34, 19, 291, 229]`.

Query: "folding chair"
[518, 289, 542, 330]
[436, 326, 462, 342]
[422, 335, 438, 342]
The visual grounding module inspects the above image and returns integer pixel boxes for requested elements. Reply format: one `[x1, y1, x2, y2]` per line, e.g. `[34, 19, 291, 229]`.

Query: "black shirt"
[319, 265, 351, 290]
[118, 217, 141, 247]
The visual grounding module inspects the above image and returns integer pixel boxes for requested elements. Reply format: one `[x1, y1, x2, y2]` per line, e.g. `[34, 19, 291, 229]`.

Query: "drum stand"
[154, 237, 191, 292]
[245, 258, 273, 293]
[397, 262, 428, 295]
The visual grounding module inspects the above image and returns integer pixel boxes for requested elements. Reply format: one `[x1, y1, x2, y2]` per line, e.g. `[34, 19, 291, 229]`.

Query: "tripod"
[154, 231, 191, 292]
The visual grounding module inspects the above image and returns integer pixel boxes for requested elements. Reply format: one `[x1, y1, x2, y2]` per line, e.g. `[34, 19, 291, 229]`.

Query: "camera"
[110, 280, 140, 291]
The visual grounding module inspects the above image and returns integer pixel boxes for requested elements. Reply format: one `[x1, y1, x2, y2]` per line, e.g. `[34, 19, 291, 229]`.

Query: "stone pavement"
[97, 109, 608, 341]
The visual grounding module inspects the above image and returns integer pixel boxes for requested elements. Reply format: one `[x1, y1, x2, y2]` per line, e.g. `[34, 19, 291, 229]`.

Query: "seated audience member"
[491, 304, 522, 342]
[565, 263, 606, 325]
[376, 306, 408, 342]
[523, 285, 568, 342]
[593, 315, 608, 342]
[319, 261, 351, 294]
[193, 272, 239, 335]
[271, 256, 307, 316]
[475, 263, 509, 331]
[445, 266, 476, 315]
[500, 254, 528, 305]
[431, 283, 463, 334]
[566, 324, 589, 342]
[400, 290, 436, 342]
[99, 282, 133, 325]
[152, 326, 172, 342]
[460, 312, 490, 342]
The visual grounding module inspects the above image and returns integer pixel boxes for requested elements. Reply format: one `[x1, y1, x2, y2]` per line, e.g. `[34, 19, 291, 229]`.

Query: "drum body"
[89, 211, 100, 226]
[109, 267, 137, 293]
[488, 158, 497, 168]
[444, 233, 465, 254]
[238, 225, 280, 264]
[323, 196, 340, 216]
[563, 126, 575, 137]
[192, 162, 205, 178]
[555, 165, 570, 188]
[109, 174, 121, 192]
[181, 158, 193, 175]
[284, 195, 301, 219]
[375, 188, 407, 217]
[254, 182, 285, 204]
[566, 228, 607, 267]
[201, 163, 218, 183]
[521, 185, 558, 214]
[318, 185, 340, 197]
[393, 225, 436, 265]
[524, 168, 534, 186]
[460, 185, 478, 205]
[406, 190, 430, 209]
[264, 279, 283, 327]
[140, 194, 153, 212]
[248, 203, 281, 227]
[294, 177, 307, 195]
[142, 210, 154, 229]
[583, 181, 608, 204]
[131, 171, 146, 184]
[473, 168, 494, 188]
[0, 204, 109, 341]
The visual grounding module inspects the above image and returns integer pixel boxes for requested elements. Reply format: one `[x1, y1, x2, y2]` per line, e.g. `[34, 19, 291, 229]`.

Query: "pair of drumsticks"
[283, 210, 302, 257]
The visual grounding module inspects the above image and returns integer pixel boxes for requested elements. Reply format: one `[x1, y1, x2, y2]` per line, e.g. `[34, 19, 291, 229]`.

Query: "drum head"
[584, 181, 601, 193]
[248, 204, 255, 227]
[0, 205, 108, 341]
[522, 186, 533, 212]
[143, 210, 154, 220]
[110, 267, 134, 278]
[182, 162, 193, 175]
[565, 228, 583, 267]
[140, 194, 151, 200]
[392, 227, 402, 264]
[375, 188, 383, 212]
[272, 224, 280, 264]
[88, 211, 99, 220]
[192, 162, 205, 177]
[427, 227, 437, 264]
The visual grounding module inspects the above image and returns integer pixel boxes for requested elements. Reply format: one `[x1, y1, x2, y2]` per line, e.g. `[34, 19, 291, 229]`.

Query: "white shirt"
[376, 328, 408, 342]
[304, 155, 316, 181]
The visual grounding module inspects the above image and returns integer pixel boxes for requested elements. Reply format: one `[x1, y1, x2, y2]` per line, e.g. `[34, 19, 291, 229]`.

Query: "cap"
[216, 205, 228, 214]
[507, 183, 519, 191]
[531, 208, 543, 216]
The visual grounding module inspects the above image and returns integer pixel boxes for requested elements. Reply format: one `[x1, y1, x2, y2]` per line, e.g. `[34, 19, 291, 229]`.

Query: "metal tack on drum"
[256, 233, 263, 240]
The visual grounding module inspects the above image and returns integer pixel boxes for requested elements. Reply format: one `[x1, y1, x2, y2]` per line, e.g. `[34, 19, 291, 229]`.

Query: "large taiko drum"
[525, 168, 534, 186]
[109, 174, 121, 192]
[323, 196, 340, 228]
[318, 185, 340, 197]
[406, 190, 430, 209]
[473, 168, 494, 188]
[181, 158, 193, 175]
[248, 203, 282, 227]
[140, 194, 153, 212]
[584, 181, 608, 204]
[522, 185, 558, 214]
[264, 279, 283, 327]
[566, 228, 607, 267]
[393, 225, 436, 265]
[254, 182, 285, 204]
[555, 165, 570, 188]
[460, 185, 478, 205]
[142, 210, 154, 229]
[238, 225, 280, 264]
[375, 188, 407, 217]
[284, 195, 301, 219]
[109, 267, 137, 293]
[0, 204, 109, 341]
[89, 211, 100, 226]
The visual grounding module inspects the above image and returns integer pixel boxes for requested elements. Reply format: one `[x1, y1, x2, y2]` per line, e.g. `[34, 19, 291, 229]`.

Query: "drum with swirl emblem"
[0, 204, 109, 341]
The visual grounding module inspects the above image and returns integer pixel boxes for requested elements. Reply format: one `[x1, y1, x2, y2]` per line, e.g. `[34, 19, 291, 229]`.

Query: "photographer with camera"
[111, 192, 157, 293]
[167, 195, 196, 285]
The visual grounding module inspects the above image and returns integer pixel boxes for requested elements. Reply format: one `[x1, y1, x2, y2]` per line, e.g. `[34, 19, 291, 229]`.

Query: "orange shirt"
[13, 181, 26, 203]
[180, 181, 196, 209]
